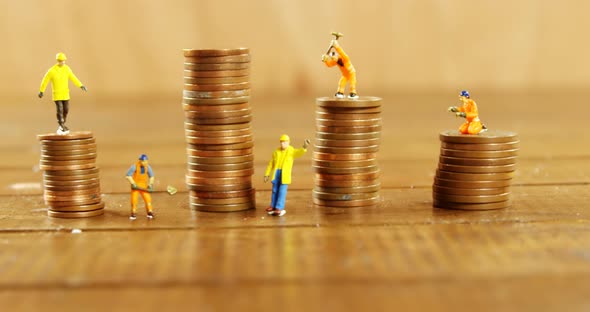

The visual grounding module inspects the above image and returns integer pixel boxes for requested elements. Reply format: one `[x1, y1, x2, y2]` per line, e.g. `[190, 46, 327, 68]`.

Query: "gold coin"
[314, 178, 380, 188]
[187, 148, 252, 157]
[182, 102, 250, 112]
[184, 76, 249, 84]
[312, 190, 380, 201]
[40, 163, 97, 171]
[314, 165, 380, 174]
[41, 154, 97, 161]
[187, 141, 253, 151]
[189, 200, 255, 212]
[435, 169, 514, 181]
[315, 171, 380, 181]
[313, 152, 376, 161]
[186, 175, 252, 185]
[439, 156, 517, 166]
[183, 89, 250, 98]
[313, 184, 381, 194]
[189, 188, 255, 199]
[187, 154, 254, 164]
[441, 141, 520, 151]
[188, 161, 253, 171]
[315, 132, 380, 140]
[183, 69, 249, 78]
[183, 63, 250, 71]
[40, 138, 95, 146]
[47, 208, 104, 218]
[183, 48, 249, 57]
[186, 134, 253, 145]
[433, 199, 511, 210]
[438, 163, 516, 173]
[184, 54, 251, 63]
[187, 168, 254, 178]
[183, 82, 250, 91]
[316, 125, 382, 133]
[316, 96, 382, 108]
[314, 138, 380, 147]
[37, 131, 94, 141]
[44, 183, 100, 191]
[440, 148, 519, 159]
[40, 143, 97, 151]
[312, 159, 377, 168]
[183, 96, 249, 105]
[47, 198, 102, 207]
[433, 177, 512, 188]
[316, 118, 382, 127]
[184, 113, 252, 123]
[184, 122, 251, 131]
[189, 193, 255, 205]
[312, 197, 380, 207]
[185, 128, 251, 138]
[432, 185, 511, 196]
[186, 182, 252, 192]
[314, 145, 379, 154]
[317, 105, 382, 114]
[48, 202, 105, 212]
[316, 112, 381, 120]
[433, 192, 511, 203]
[439, 130, 519, 144]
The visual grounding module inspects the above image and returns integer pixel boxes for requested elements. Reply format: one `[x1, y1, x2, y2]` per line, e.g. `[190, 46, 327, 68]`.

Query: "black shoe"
[129, 214, 137, 220]
[335, 92, 345, 98]
[348, 93, 358, 99]
[147, 212, 154, 219]
[62, 124, 69, 131]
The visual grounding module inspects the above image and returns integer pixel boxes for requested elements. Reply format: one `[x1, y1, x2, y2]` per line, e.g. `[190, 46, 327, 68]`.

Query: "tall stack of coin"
[433, 130, 519, 210]
[182, 48, 255, 212]
[38, 131, 104, 218]
[312, 97, 382, 208]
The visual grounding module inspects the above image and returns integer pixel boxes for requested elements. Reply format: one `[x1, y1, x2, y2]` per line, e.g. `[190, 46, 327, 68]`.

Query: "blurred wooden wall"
[1, 0, 590, 100]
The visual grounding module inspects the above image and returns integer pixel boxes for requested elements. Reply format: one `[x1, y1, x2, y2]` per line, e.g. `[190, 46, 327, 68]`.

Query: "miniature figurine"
[39, 52, 87, 135]
[264, 135, 311, 216]
[126, 154, 155, 220]
[321, 32, 358, 99]
[447, 90, 487, 134]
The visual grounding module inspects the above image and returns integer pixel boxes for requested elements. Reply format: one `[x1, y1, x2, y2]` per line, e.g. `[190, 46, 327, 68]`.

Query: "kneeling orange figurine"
[321, 32, 358, 99]
[448, 90, 487, 134]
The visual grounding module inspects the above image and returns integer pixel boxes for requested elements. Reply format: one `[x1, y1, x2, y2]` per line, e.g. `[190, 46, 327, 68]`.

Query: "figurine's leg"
[140, 191, 153, 215]
[349, 72, 358, 97]
[275, 184, 289, 210]
[130, 189, 140, 217]
[459, 121, 470, 134]
[270, 181, 279, 208]
[468, 120, 483, 134]
[62, 100, 69, 127]
[336, 76, 347, 97]
[55, 101, 65, 128]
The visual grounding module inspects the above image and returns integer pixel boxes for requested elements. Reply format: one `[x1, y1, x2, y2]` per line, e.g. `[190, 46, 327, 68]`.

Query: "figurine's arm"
[39, 69, 52, 97]
[148, 166, 155, 190]
[68, 68, 85, 90]
[126, 165, 137, 187]
[332, 41, 350, 64]
[293, 140, 311, 158]
[322, 54, 338, 67]
[264, 152, 276, 182]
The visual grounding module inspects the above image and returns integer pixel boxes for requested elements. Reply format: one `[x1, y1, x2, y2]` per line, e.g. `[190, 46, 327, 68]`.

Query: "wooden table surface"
[1, 92, 589, 311]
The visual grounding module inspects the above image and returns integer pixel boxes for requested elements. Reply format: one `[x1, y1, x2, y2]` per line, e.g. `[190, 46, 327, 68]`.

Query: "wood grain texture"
[1, 94, 589, 311]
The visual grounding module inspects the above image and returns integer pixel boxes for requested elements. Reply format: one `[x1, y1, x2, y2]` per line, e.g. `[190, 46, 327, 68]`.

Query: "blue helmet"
[139, 154, 148, 161]
[460, 90, 470, 98]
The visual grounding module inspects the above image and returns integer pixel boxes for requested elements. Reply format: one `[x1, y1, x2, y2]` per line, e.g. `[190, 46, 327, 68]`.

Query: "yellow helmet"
[56, 52, 67, 61]
[279, 134, 290, 142]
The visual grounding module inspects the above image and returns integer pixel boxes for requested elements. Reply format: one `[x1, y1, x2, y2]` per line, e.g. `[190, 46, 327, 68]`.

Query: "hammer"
[325, 31, 344, 54]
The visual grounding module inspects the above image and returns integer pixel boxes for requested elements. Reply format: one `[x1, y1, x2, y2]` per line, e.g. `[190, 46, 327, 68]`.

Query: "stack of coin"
[433, 130, 519, 210]
[312, 97, 382, 208]
[38, 131, 104, 218]
[182, 48, 255, 212]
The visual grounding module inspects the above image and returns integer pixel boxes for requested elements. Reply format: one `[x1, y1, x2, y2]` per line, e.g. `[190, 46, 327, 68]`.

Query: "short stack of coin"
[312, 96, 382, 208]
[38, 131, 104, 218]
[182, 48, 255, 212]
[433, 130, 519, 210]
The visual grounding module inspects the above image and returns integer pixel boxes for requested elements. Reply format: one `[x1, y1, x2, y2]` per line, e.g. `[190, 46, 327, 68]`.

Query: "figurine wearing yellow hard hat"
[38, 52, 87, 134]
[264, 135, 311, 216]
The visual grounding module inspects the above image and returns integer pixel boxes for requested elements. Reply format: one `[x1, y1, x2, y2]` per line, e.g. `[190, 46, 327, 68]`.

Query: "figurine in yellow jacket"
[264, 135, 311, 216]
[39, 52, 87, 134]
[448, 90, 487, 134]
[322, 40, 358, 99]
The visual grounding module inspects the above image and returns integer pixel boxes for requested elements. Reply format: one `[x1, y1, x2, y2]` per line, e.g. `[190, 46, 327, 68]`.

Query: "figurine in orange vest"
[321, 32, 358, 99]
[125, 154, 155, 220]
[448, 90, 487, 134]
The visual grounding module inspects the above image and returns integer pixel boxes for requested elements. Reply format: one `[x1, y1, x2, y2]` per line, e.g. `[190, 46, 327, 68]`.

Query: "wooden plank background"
[1, 93, 589, 311]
